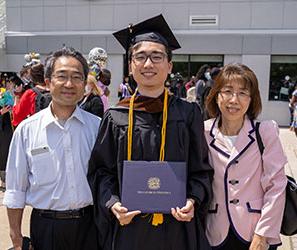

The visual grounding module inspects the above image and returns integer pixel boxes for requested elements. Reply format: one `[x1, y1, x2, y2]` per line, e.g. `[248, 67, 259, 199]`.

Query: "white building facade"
[2, 0, 297, 125]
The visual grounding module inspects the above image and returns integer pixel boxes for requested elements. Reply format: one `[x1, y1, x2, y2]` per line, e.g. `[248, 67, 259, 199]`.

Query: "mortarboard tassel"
[152, 213, 164, 226]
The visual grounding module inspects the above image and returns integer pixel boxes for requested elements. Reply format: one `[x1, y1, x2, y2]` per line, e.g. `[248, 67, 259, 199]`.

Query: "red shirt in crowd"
[12, 89, 37, 127]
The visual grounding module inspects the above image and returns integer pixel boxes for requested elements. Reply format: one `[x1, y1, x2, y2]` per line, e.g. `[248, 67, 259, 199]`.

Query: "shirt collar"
[41, 104, 86, 130]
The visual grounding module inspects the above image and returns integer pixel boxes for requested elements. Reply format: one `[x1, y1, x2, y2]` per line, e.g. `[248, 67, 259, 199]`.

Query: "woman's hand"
[0, 105, 11, 115]
[249, 234, 268, 250]
[171, 198, 195, 222]
[111, 202, 141, 226]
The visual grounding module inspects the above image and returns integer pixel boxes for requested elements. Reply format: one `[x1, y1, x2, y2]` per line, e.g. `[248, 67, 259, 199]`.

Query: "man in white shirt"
[3, 47, 101, 250]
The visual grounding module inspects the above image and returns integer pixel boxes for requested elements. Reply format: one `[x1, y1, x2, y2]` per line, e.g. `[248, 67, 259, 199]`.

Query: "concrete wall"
[5, 1, 297, 32]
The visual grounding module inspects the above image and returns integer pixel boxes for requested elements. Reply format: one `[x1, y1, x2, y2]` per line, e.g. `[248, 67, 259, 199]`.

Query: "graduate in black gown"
[88, 14, 214, 250]
[0, 107, 13, 186]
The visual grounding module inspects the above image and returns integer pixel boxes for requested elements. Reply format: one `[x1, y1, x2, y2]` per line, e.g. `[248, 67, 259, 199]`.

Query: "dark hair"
[206, 63, 262, 120]
[100, 68, 111, 78]
[123, 76, 129, 82]
[30, 63, 44, 84]
[128, 41, 173, 62]
[195, 64, 210, 82]
[8, 75, 23, 86]
[20, 65, 31, 78]
[44, 47, 89, 80]
[210, 67, 221, 80]
[99, 68, 111, 86]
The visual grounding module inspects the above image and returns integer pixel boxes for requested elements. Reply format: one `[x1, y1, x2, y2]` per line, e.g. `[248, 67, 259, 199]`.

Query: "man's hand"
[171, 198, 195, 222]
[7, 208, 24, 250]
[249, 234, 268, 250]
[9, 231, 23, 250]
[111, 202, 141, 226]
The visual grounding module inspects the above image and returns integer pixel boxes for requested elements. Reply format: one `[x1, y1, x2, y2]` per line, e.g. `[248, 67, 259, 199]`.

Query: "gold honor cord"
[127, 88, 169, 226]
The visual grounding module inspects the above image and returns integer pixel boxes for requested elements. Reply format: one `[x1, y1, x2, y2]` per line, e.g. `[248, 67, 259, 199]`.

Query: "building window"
[269, 56, 297, 101]
[172, 54, 223, 81]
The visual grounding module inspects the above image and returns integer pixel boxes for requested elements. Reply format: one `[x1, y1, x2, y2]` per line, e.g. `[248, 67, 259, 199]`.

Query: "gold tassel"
[152, 213, 163, 226]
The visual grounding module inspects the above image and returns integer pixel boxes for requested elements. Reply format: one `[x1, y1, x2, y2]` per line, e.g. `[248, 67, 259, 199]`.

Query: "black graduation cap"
[113, 14, 181, 51]
[113, 14, 181, 77]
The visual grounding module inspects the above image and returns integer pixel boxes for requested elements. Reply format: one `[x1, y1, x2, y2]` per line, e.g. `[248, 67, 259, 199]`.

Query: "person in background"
[88, 14, 213, 250]
[88, 47, 111, 112]
[195, 64, 211, 106]
[79, 74, 104, 118]
[200, 67, 221, 120]
[3, 47, 101, 250]
[21, 52, 41, 91]
[12, 63, 47, 127]
[185, 76, 196, 91]
[289, 84, 297, 136]
[8, 75, 25, 99]
[289, 82, 297, 126]
[97, 68, 111, 112]
[204, 63, 287, 250]
[169, 72, 186, 98]
[118, 76, 133, 100]
[0, 78, 14, 190]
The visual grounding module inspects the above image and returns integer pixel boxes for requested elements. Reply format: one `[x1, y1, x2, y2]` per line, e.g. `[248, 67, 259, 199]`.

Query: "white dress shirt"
[3, 105, 100, 210]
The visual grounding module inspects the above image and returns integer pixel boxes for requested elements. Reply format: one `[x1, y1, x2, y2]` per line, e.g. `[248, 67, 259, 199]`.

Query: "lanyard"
[127, 88, 168, 161]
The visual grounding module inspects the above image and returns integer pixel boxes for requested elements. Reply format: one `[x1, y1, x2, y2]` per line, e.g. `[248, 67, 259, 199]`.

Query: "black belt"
[33, 205, 92, 219]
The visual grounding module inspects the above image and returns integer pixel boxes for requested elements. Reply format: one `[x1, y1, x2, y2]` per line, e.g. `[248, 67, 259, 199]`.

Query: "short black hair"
[44, 47, 89, 80]
[8, 75, 23, 86]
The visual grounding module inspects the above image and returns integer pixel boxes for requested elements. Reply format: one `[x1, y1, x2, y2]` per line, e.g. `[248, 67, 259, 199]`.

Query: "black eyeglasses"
[52, 73, 85, 84]
[132, 52, 167, 64]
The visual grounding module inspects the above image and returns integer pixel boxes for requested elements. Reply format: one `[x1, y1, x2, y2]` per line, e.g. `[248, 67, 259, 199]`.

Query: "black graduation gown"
[79, 93, 104, 118]
[88, 95, 213, 250]
[0, 112, 13, 171]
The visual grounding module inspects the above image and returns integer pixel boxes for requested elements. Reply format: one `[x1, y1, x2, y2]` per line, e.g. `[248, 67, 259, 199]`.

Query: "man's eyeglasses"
[52, 74, 85, 84]
[132, 52, 167, 64]
[219, 89, 250, 101]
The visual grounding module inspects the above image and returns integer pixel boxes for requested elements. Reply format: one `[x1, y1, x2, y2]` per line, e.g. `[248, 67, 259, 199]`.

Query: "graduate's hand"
[171, 198, 195, 222]
[249, 234, 268, 250]
[111, 202, 141, 226]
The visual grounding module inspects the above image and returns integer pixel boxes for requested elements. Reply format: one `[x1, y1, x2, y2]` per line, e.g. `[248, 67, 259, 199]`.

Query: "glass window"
[189, 55, 223, 80]
[269, 56, 297, 101]
[172, 54, 223, 81]
[172, 55, 189, 81]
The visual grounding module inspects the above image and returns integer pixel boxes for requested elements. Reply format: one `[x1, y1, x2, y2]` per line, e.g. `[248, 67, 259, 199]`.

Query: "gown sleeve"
[87, 111, 120, 250]
[186, 103, 214, 214]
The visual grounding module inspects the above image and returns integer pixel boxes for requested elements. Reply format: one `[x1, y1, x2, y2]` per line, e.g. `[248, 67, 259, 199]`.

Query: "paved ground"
[0, 127, 296, 250]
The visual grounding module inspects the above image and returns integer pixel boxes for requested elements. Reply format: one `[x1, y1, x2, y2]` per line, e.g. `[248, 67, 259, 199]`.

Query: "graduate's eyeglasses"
[132, 52, 167, 64]
[219, 89, 250, 101]
[52, 73, 85, 84]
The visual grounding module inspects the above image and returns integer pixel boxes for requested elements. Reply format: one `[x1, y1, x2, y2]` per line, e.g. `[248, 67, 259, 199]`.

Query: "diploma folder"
[121, 161, 186, 214]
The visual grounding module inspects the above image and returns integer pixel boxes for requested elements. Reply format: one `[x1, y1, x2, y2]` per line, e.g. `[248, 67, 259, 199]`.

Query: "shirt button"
[229, 179, 239, 185]
[230, 199, 239, 204]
